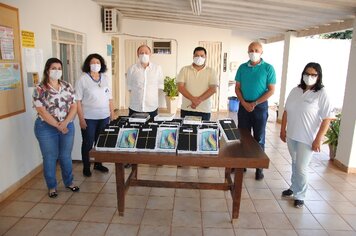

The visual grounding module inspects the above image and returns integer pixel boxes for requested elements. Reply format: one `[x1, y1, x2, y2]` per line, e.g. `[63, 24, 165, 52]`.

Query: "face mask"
[49, 69, 62, 80]
[248, 52, 261, 62]
[193, 56, 205, 66]
[90, 64, 101, 73]
[139, 54, 150, 64]
[303, 75, 318, 86]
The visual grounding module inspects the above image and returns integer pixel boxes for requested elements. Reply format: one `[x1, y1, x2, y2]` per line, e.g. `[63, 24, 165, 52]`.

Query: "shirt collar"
[137, 62, 152, 69]
[248, 58, 264, 67]
[190, 64, 206, 71]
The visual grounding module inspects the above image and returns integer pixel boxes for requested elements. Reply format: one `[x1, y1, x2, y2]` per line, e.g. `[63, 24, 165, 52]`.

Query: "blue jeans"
[81, 117, 109, 169]
[34, 118, 75, 189]
[287, 138, 313, 200]
[237, 101, 268, 150]
[180, 109, 211, 121]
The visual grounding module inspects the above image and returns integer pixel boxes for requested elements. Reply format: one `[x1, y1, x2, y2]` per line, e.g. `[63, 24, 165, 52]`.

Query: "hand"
[280, 130, 286, 142]
[312, 139, 321, 152]
[242, 101, 255, 112]
[79, 119, 87, 130]
[57, 121, 69, 134]
[190, 97, 202, 108]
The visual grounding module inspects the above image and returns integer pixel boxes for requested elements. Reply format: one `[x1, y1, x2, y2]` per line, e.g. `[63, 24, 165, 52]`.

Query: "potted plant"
[323, 113, 341, 160]
[163, 76, 179, 114]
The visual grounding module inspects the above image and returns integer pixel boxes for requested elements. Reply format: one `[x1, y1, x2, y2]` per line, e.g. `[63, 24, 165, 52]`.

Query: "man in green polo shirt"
[235, 41, 276, 180]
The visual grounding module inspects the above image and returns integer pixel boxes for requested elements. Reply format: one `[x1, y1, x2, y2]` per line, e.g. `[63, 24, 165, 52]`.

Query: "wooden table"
[90, 128, 269, 220]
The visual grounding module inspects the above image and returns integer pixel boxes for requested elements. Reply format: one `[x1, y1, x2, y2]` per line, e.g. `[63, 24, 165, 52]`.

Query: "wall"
[0, 0, 111, 196]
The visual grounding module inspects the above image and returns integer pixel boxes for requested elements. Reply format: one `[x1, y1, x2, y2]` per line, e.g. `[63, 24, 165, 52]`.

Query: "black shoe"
[243, 168, 247, 172]
[94, 164, 109, 172]
[83, 168, 92, 177]
[66, 185, 80, 192]
[124, 164, 132, 169]
[294, 199, 304, 208]
[282, 189, 293, 197]
[48, 190, 58, 198]
[255, 168, 264, 180]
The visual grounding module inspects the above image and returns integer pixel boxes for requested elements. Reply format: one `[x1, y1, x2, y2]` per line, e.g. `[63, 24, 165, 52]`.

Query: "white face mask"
[49, 69, 62, 80]
[90, 64, 101, 73]
[193, 56, 205, 66]
[139, 54, 150, 64]
[248, 52, 261, 62]
[303, 75, 318, 86]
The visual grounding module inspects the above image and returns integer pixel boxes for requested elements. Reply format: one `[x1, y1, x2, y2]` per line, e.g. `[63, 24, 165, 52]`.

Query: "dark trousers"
[81, 117, 110, 169]
[237, 101, 268, 151]
[129, 108, 158, 121]
[180, 109, 211, 121]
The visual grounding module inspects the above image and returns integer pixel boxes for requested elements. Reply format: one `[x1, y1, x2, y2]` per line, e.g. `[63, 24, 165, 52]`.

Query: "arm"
[58, 103, 77, 134]
[255, 84, 275, 105]
[76, 100, 87, 129]
[312, 119, 332, 152]
[35, 107, 60, 128]
[109, 99, 115, 120]
[177, 82, 201, 108]
[235, 82, 254, 112]
[280, 111, 287, 142]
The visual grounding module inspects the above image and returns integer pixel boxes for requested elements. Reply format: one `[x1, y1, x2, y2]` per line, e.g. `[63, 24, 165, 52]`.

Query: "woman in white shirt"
[280, 62, 333, 208]
[75, 54, 114, 177]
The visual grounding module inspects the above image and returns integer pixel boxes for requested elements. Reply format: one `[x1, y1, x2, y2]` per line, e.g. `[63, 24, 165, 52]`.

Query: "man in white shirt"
[127, 45, 164, 118]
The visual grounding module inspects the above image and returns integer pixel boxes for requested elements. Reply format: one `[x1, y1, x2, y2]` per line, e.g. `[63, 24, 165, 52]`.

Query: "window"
[51, 27, 84, 86]
[153, 41, 171, 54]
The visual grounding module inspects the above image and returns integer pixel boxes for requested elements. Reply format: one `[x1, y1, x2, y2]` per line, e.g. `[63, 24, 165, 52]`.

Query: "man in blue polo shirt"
[235, 41, 276, 180]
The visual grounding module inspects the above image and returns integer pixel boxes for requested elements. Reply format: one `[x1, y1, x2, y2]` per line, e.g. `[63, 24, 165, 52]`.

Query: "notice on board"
[21, 30, 35, 48]
[0, 26, 15, 60]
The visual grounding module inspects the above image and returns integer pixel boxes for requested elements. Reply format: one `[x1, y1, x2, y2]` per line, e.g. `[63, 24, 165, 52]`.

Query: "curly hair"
[82, 53, 107, 73]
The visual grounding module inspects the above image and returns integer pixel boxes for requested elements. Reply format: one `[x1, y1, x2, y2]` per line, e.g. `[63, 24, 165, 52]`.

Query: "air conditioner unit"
[102, 8, 121, 33]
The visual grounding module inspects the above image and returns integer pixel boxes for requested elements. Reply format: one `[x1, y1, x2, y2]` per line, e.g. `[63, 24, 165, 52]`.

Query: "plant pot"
[165, 96, 178, 114]
[328, 144, 337, 161]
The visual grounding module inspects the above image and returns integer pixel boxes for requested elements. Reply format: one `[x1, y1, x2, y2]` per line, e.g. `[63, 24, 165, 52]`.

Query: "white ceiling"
[93, 0, 356, 41]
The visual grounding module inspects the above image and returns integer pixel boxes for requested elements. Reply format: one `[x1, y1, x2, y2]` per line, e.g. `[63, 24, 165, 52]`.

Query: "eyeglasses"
[303, 72, 318, 78]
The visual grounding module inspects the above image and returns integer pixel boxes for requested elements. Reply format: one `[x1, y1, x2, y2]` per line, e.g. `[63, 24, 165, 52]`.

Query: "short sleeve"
[267, 64, 276, 85]
[127, 65, 133, 91]
[32, 85, 45, 107]
[75, 74, 85, 100]
[235, 65, 243, 82]
[66, 82, 76, 104]
[209, 68, 218, 86]
[176, 67, 186, 84]
[157, 65, 164, 90]
[318, 89, 334, 120]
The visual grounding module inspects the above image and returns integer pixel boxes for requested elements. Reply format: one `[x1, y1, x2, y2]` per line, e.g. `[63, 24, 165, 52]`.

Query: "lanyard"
[87, 73, 102, 87]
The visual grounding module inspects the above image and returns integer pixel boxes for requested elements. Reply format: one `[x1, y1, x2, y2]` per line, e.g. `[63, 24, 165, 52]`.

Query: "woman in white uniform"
[280, 62, 333, 208]
[75, 53, 114, 177]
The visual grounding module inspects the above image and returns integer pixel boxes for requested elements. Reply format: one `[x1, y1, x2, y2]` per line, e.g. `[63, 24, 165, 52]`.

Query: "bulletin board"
[0, 3, 25, 119]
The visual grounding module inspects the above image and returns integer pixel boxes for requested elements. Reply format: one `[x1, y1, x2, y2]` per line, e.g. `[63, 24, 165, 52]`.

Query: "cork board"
[0, 3, 25, 119]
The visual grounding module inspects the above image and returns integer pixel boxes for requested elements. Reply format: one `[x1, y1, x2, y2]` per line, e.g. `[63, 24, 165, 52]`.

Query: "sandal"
[66, 185, 80, 192]
[48, 191, 58, 198]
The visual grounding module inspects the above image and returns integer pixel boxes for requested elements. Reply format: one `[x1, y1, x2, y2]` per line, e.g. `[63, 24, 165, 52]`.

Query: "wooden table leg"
[115, 163, 125, 216]
[232, 168, 243, 219]
[132, 164, 138, 179]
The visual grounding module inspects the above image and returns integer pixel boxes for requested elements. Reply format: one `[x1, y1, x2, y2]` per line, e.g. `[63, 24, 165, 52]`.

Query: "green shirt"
[235, 59, 276, 101]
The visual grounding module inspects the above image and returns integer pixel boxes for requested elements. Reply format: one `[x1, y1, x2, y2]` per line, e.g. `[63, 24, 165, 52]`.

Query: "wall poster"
[0, 3, 25, 119]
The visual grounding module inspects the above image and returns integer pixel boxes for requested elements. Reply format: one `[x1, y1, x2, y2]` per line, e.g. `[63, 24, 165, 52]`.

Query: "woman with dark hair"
[33, 58, 79, 198]
[280, 62, 334, 208]
[75, 53, 114, 177]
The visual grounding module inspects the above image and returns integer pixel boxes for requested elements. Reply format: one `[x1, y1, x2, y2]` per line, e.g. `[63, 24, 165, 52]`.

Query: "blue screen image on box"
[117, 130, 138, 148]
[159, 129, 177, 149]
[200, 130, 218, 151]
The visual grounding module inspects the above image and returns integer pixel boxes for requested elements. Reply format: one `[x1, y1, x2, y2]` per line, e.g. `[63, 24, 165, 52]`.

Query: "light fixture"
[190, 0, 202, 16]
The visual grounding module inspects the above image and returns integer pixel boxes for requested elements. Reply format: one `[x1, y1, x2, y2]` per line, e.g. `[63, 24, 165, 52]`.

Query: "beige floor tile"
[137, 225, 170, 236]
[66, 192, 97, 205]
[341, 190, 356, 202]
[234, 229, 266, 236]
[198, 168, 220, 178]
[304, 200, 337, 214]
[137, 166, 157, 176]
[202, 211, 232, 228]
[172, 210, 201, 227]
[37, 219, 78, 236]
[237, 199, 257, 213]
[171, 226, 202, 236]
[265, 179, 290, 189]
[0, 201, 35, 217]
[313, 214, 353, 230]
[0, 216, 19, 235]
[127, 186, 151, 196]
[78, 182, 105, 193]
[200, 189, 225, 199]
[141, 209, 172, 226]
[25, 178, 47, 190]
[201, 198, 228, 212]
[177, 168, 198, 177]
[264, 229, 298, 236]
[40, 191, 73, 204]
[82, 206, 116, 223]
[253, 199, 283, 213]
[156, 167, 177, 176]
[3, 218, 48, 236]
[105, 223, 139, 236]
[295, 229, 328, 236]
[328, 201, 356, 214]
[53, 204, 89, 221]
[203, 227, 235, 236]
[232, 212, 263, 229]
[111, 208, 144, 224]
[258, 213, 293, 229]
[174, 196, 200, 211]
[341, 214, 356, 231]
[15, 189, 47, 202]
[247, 188, 275, 200]
[83, 172, 111, 183]
[326, 230, 356, 236]
[100, 182, 117, 194]
[285, 213, 322, 229]
[175, 189, 200, 198]
[92, 193, 117, 207]
[71, 222, 108, 236]
[149, 187, 175, 197]
[125, 195, 148, 209]
[146, 196, 174, 210]
[277, 200, 311, 214]
[243, 178, 269, 189]
[24, 203, 62, 219]
[317, 190, 349, 201]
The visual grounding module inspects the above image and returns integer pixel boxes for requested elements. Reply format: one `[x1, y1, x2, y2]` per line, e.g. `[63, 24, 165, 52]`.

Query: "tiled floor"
[1, 111, 356, 236]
